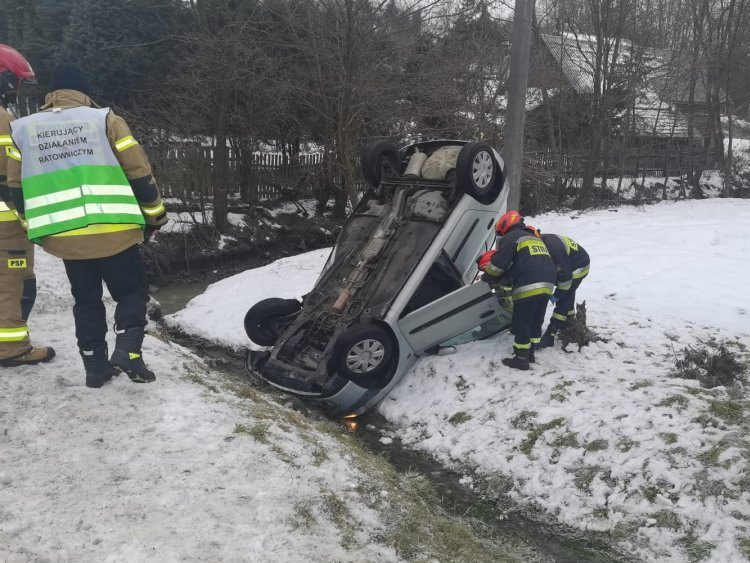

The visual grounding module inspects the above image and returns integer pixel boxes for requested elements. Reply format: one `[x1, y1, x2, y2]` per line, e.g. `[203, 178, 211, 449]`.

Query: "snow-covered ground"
[1, 254, 410, 562]
[170, 199, 750, 562]
[161, 210, 248, 233]
[166, 248, 330, 351]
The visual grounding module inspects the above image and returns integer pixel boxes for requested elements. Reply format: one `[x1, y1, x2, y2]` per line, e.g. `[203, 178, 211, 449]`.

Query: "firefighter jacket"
[541, 233, 590, 292]
[5, 89, 167, 260]
[0, 106, 28, 247]
[485, 223, 557, 301]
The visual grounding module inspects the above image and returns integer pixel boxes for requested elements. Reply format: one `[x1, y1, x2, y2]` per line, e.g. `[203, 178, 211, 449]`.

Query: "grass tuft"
[707, 399, 747, 426]
[520, 417, 566, 456]
[651, 510, 681, 530]
[659, 432, 678, 445]
[234, 422, 269, 443]
[552, 431, 579, 448]
[449, 411, 472, 425]
[657, 394, 689, 410]
[510, 410, 537, 430]
[572, 465, 600, 492]
[585, 439, 609, 453]
[680, 534, 716, 562]
[672, 340, 745, 388]
[550, 381, 573, 402]
[617, 437, 638, 452]
[323, 491, 358, 549]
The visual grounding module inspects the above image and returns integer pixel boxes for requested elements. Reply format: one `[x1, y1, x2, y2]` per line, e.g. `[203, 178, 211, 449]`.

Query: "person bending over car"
[527, 228, 590, 348]
[477, 211, 556, 371]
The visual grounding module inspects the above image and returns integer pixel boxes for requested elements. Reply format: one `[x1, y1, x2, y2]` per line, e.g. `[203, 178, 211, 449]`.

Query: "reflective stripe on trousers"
[512, 281, 555, 301]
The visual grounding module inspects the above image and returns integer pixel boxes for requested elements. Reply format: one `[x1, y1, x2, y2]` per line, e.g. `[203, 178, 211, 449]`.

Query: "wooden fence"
[150, 145, 328, 201]
[525, 150, 723, 178]
[149, 143, 725, 203]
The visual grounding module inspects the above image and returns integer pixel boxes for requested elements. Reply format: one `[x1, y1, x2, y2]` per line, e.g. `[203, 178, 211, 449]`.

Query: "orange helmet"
[476, 250, 496, 271]
[495, 210, 523, 235]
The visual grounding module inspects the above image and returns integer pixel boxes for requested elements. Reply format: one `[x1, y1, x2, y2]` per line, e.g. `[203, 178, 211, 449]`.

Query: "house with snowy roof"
[526, 33, 712, 157]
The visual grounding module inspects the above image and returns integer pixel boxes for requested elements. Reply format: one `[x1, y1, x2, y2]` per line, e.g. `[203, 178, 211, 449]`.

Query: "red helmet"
[0, 43, 36, 103]
[495, 210, 523, 235]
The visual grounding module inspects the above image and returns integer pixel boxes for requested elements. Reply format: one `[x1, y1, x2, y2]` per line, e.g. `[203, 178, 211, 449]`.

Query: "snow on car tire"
[361, 141, 401, 188]
[333, 324, 395, 385]
[456, 141, 501, 203]
[244, 298, 301, 347]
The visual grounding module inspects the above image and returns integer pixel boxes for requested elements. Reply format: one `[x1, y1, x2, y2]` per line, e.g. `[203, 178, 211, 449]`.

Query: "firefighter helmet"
[495, 210, 523, 235]
[0, 43, 36, 104]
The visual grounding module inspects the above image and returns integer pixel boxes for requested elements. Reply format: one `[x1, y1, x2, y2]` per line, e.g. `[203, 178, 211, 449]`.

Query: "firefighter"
[0, 44, 55, 367]
[5, 63, 168, 387]
[533, 229, 590, 348]
[477, 210, 556, 370]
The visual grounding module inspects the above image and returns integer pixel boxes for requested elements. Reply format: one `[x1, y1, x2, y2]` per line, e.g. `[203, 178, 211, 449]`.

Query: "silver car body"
[248, 140, 510, 416]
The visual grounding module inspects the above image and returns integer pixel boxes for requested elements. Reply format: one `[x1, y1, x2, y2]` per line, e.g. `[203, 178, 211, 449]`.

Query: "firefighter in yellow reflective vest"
[6, 63, 168, 387]
[477, 211, 556, 371]
[0, 44, 55, 367]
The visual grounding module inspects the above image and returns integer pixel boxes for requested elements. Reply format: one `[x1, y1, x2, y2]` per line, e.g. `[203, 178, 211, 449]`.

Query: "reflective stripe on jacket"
[541, 233, 590, 290]
[0, 107, 28, 242]
[486, 224, 557, 301]
[10, 106, 145, 243]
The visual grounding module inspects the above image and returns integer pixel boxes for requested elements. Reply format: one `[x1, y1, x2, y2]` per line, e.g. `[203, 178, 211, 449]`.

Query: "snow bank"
[0, 251, 400, 562]
[169, 198, 750, 562]
[162, 210, 247, 233]
[165, 248, 330, 350]
[381, 200, 750, 562]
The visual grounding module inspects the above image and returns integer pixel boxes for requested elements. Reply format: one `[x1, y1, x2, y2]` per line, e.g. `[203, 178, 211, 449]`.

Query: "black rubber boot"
[110, 327, 156, 383]
[502, 349, 530, 371]
[529, 345, 536, 364]
[538, 326, 557, 349]
[81, 345, 118, 388]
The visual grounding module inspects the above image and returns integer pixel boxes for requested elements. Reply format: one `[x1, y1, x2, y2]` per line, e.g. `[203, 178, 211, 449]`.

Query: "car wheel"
[333, 324, 394, 383]
[456, 142, 500, 203]
[244, 298, 301, 347]
[361, 141, 400, 188]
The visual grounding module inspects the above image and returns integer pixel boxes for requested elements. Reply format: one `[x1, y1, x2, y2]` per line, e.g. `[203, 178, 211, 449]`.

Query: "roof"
[539, 34, 703, 138]
[644, 47, 712, 105]
[630, 90, 695, 138]
[540, 34, 604, 94]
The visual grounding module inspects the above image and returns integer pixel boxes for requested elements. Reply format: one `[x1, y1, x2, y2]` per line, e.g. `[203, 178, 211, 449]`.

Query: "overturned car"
[245, 139, 511, 417]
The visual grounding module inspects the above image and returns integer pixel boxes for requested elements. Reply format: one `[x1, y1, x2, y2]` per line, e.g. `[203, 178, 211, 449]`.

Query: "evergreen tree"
[60, 0, 181, 107]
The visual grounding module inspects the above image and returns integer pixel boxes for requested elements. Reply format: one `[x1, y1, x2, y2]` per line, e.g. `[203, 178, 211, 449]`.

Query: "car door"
[397, 280, 504, 353]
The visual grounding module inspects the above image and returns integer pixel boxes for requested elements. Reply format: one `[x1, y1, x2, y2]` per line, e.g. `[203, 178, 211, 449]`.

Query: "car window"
[400, 250, 463, 317]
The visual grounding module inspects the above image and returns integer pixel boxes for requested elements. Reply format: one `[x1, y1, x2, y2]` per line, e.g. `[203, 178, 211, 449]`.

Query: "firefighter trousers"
[511, 294, 549, 352]
[0, 242, 36, 360]
[63, 244, 147, 351]
[550, 276, 586, 330]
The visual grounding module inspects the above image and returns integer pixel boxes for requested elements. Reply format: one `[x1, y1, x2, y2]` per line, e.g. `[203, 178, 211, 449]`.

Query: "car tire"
[361, 141, 400, 188]
[456, 142, 501, 203]
[333, 324, 395, 384]
[244, 298, 301, 347]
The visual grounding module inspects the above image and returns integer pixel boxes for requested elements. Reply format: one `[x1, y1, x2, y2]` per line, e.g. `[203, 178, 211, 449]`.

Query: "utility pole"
[503, 0, 535, 210]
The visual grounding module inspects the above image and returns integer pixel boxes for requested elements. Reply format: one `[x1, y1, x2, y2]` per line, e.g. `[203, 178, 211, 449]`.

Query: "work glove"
[481, 272, 499, 285]
[143, 224, 160, 242]
[476, 249, 497, 271]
